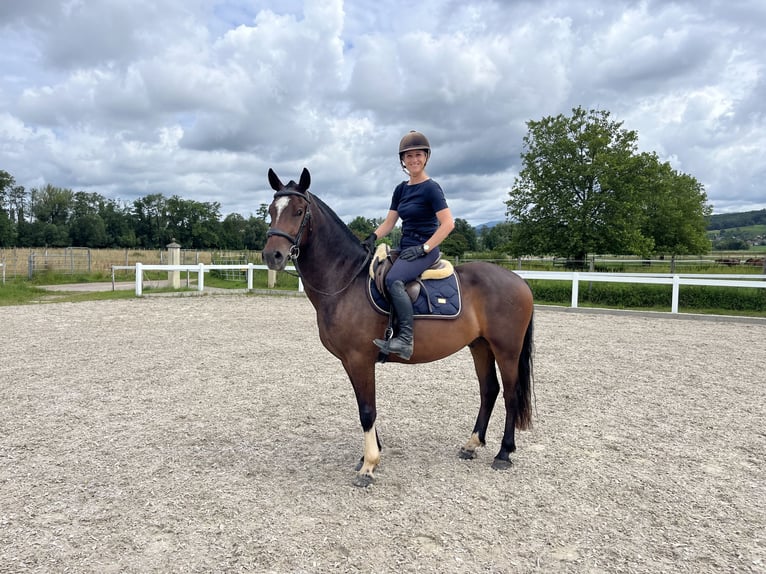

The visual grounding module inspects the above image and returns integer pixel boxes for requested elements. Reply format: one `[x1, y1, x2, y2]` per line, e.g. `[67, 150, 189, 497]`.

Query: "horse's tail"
[515, 311, 534, 430]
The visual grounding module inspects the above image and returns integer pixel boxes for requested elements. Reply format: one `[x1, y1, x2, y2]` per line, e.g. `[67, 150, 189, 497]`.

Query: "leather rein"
[266, 189, 371, 297]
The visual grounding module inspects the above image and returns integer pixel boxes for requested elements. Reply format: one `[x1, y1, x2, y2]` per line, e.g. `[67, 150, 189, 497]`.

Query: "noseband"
[266, 190, 312, 260]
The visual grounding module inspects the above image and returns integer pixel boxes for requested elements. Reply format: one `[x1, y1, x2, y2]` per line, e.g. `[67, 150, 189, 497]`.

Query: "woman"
[363, 130, 455, 360]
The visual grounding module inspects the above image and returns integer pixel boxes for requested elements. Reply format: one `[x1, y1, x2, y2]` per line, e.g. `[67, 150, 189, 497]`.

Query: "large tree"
[506, 106, 709, 261]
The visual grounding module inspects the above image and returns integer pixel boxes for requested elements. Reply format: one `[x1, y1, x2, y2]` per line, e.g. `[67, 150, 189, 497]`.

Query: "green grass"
[0, 279, 137, 306]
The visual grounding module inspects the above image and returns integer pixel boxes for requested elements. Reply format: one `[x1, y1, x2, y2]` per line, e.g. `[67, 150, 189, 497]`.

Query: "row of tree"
[2, 107, 714, 258]
[0, 171, 271, 250]
[0, 172, 488, 254]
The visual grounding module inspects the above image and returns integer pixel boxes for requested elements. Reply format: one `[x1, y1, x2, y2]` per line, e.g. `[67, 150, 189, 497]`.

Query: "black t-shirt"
[389, 179, 448, 248]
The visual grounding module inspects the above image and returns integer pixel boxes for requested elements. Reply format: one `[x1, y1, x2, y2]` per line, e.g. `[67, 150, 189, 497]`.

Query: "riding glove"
[399, 244, 426, 261]
[362, 232, 377, 253]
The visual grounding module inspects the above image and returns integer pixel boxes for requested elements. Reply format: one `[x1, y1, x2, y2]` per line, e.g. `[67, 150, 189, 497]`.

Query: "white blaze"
[274, 196, 290, 223]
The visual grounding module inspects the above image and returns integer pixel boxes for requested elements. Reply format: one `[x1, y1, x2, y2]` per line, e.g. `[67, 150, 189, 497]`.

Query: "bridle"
[266, 190, 313, 261]
[265, 188, 372, 296]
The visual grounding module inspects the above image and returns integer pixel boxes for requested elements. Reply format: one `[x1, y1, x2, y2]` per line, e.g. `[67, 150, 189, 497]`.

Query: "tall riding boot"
[374, 280, 414, 360]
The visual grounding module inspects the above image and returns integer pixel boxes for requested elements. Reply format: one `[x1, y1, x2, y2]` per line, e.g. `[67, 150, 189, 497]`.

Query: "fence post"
[571, 272, 579, 308]
[135, 262, 143, 296]
[268, 269, 277, 288]
[167, 240, 181, 288]
[671, 275, 680, 313]
[198, 263, 205, 292]
[247, 263, 254, 290]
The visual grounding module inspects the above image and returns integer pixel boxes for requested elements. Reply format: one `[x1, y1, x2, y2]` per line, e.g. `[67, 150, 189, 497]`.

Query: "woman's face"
[403, 150, 427, 173]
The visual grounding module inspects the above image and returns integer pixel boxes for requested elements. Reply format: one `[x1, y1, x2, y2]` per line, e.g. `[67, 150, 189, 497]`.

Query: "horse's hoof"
[353, 473, 375, 488]
[491, 458, 513, 471]
[458, 447, 477, 460]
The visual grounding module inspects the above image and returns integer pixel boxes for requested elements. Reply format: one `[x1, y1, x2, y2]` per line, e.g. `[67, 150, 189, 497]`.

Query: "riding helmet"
[399, 130, 431, 160]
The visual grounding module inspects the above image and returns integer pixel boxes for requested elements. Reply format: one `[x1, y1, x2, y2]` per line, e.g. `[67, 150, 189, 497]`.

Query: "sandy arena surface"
[1, 295, 764, 573]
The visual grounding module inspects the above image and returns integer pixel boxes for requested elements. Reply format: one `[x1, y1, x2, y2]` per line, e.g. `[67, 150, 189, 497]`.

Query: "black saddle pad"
[366, 274, 462, 318]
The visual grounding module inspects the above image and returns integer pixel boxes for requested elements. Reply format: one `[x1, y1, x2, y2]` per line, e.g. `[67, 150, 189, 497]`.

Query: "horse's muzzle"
[262, 243, 287, 271]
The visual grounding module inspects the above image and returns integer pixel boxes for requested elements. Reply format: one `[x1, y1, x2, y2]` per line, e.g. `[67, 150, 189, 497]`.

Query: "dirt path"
[1, 296, 764, 573]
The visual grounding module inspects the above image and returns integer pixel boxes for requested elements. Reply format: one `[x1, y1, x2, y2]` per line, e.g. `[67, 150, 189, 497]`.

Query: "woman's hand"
[399, 245, 426, 261]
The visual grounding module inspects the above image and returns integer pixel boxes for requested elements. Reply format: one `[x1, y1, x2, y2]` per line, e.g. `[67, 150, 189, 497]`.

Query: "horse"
[262, 168, 535, 487]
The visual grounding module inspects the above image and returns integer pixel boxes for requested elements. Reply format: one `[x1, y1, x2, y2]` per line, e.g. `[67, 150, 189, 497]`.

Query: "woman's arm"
[424, 207, 455, 251]
[373, 210, 400, 239]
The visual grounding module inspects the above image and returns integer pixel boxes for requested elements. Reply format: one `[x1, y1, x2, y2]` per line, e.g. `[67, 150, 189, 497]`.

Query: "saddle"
[369, 243, 454, 302]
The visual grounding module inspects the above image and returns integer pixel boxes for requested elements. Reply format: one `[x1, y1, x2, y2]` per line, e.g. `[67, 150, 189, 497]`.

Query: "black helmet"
[399, 130, 431, 159]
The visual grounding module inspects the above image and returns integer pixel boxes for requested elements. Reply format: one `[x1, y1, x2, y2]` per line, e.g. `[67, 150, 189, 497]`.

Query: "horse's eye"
[296, 209, 303, 216]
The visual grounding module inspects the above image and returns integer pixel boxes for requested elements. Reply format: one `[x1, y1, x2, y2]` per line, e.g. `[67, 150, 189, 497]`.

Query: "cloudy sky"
[1, 0, 764, 226]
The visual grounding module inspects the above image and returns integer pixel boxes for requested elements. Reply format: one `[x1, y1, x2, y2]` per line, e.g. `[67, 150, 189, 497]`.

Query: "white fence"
[112, 263, 766, 315]
[515, 270, 766, 313]
[112, 263, 300, 296]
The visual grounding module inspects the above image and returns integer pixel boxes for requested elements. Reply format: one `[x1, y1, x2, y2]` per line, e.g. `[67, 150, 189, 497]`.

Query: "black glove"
[399, 244, 426, 261]
[362, 232, 377, 253]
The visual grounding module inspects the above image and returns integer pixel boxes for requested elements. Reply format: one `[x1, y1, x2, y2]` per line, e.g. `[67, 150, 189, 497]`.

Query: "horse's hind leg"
[459, 338, 500, 460]
[492, 318, 534, 470]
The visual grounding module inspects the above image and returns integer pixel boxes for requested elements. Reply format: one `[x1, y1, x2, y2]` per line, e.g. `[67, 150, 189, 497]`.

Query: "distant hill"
[708, 209, 766, 230]
[475, 220, 505, 231]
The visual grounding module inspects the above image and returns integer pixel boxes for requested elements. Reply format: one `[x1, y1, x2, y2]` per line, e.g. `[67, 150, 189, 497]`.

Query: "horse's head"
[263, 168, 312, 271]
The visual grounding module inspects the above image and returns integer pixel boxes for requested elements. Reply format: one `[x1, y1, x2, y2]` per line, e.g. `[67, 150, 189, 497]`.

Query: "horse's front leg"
[343, 357, 380, 487]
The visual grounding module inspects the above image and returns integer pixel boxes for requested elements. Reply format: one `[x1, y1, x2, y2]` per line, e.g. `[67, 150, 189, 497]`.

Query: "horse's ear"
[299, 168, 311, 193]
[268, 168, 283, 192]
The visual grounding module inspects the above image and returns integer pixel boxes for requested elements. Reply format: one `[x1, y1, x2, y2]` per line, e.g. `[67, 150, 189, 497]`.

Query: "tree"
[31, 184, 74, 226]
[506, 107, 705, 262]
[69, 191, 108, 247]
[348, 216, 376, 239]
[0, 211, 14, 246]
[100, 199, 136, 247]
[453, 218, 478, 251]
[0, 170, 17, 246]
[221, 213, 247, 249]
[69, 214, 108, 247]
[243, 216, 268, 250]
[480, 222, 515, 252]
[132, 194, 169, 248]
[165, 195, 221, 248]
[440, 219, 475, 257]
[639, 155, 712, 256]
[507, 107, 653, 262]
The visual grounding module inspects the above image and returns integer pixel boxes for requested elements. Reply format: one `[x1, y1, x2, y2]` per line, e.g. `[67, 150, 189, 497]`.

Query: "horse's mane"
[310, 192, 367, 259]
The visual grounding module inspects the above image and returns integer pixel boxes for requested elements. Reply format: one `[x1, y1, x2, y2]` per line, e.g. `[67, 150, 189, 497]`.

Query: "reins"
[268, 189, 372, 297]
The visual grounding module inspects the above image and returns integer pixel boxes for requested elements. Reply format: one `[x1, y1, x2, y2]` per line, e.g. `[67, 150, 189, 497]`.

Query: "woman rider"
[363, 130, 455, 360]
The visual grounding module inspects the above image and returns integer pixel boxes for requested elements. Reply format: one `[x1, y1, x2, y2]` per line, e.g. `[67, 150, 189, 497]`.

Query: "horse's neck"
[298, 210, 367, 296]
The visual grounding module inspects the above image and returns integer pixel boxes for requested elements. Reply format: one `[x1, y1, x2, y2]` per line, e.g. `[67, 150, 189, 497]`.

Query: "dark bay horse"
[262, 168, 534, 487]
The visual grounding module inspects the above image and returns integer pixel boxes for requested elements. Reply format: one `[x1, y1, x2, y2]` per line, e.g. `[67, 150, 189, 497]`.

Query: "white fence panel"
[515, 271, 766, 313]
[112, 263, 300, 296]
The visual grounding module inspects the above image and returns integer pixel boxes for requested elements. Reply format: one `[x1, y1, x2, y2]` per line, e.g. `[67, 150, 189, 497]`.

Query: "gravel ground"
[1, 295, 764, 573]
